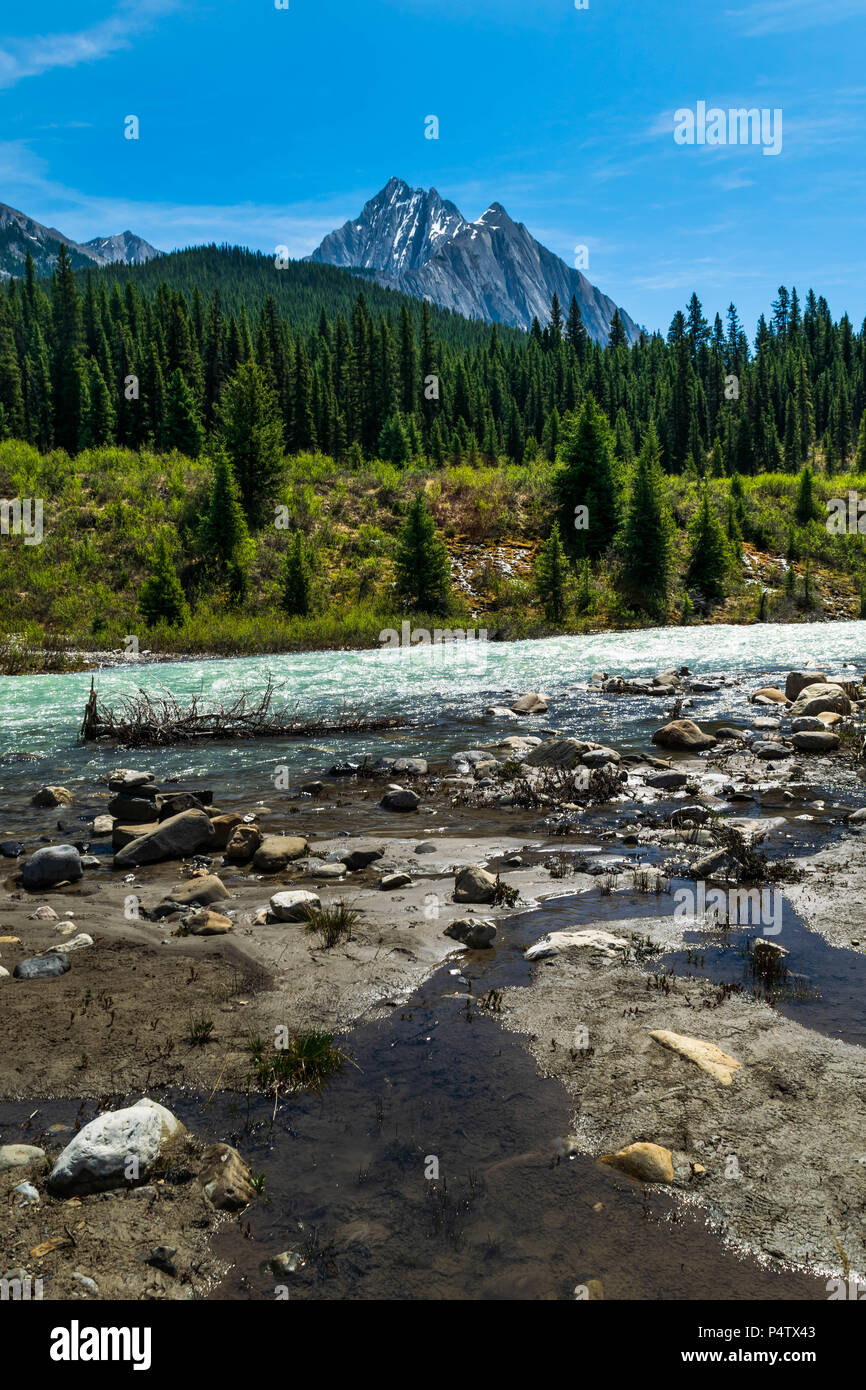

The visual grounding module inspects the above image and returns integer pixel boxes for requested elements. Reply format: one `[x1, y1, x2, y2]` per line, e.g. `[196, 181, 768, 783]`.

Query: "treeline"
[1, 243, 865, 482]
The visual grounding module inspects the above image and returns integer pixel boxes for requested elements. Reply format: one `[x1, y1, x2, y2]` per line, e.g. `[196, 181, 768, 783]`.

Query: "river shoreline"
[2, 650, 866, 1299]
[3, 599, 865, 678]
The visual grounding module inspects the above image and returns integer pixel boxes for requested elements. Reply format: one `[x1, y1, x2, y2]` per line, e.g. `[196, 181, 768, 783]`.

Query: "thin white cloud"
[725, 0, 866, 36]
[0, 141, 351, 256]
[0, 0, 179, 90]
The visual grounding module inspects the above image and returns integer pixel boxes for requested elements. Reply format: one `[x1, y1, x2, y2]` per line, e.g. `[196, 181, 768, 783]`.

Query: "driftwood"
[80, 676, 405, 747]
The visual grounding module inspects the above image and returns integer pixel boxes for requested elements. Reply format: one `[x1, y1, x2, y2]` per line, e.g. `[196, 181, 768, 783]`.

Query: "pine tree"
[164, 368, 204, 456]
[50, 245, 87, 453]
[856, 409, 866, 472]
[217, 360, 285, 528]
[378, 412, 410, 465]
[394, 490, 452, 613]
[549, 292, 563, 341]
[0, 301, 25, 439]
[564, 296, 588, 360]
[795, 464, 820, 524]
[281, 531, 313, 617]
[199, 447, 254, 598]
[686, 487, 732, 603]
[619, 422, 672, 619]
[534, 522, 569, 622]
[138, 531, 189, 626]
[608, 309, 627, 348]
[83, 362, 116, 447]
[556, 392, 618, 557]
[614, 408, 634, 462]
[783, 398, 802, 470]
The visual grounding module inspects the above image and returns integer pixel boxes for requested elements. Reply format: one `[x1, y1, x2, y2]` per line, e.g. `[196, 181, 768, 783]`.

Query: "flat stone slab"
[648, 1029, 741, 1085]
[525, 929, 629, 961]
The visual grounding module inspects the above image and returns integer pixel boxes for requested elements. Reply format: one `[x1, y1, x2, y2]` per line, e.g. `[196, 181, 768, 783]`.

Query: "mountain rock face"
[310, 177, 639, 344]
[311, 176, 465, 279]
[0, 202, 158, 278]
[82, 231, 158, 266]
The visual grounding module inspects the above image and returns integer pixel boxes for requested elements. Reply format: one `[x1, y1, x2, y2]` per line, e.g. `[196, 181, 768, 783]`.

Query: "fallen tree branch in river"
[79, 676, 406, 747]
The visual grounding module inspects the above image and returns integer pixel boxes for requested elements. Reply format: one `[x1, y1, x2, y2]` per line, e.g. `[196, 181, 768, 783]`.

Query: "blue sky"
[1, 0, 865, 335]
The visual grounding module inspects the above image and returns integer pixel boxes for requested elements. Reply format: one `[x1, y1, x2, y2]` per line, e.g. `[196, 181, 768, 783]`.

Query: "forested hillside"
[1, 243, 865, 670]
[0, 246, 862, 478]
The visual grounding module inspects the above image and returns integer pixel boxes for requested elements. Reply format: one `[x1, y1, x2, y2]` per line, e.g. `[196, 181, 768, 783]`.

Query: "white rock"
[268, 890, 321, 922]
[47, 1097, 185, 1195]
[525, 929, 629, 961]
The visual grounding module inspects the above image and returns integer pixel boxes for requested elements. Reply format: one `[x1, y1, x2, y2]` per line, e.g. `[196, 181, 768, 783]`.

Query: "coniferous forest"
[1, 242, 866, 667]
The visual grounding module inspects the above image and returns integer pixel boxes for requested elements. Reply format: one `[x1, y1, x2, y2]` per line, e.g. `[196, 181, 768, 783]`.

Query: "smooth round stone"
[312, 862, 347, 879]
[21, 844, 83, 889]
[0, 1144, 45, 1174]
[752, 741, 792, 760]
[13, 954, 72, 980]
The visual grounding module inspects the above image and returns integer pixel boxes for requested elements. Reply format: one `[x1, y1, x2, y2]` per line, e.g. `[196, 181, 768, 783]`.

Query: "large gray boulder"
[113, 809, 215, 868]
[524, 738, 593, 769]
[108, 795, 159, 824]
[454, 865, 497, 903]
[785, 670, 827, 701]
[47, 1098, 185, 1195]
[752, 741, 792, 760]
[789, 683, 851, 718]
[21, 845, 82, 890]
[444, 918, 497, 949]
[791, 730, 841, 753]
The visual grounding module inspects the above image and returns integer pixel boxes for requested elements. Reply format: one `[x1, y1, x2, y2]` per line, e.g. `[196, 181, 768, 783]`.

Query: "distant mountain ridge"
[310, 176, 640, 344]
[0, 202, 158, 279]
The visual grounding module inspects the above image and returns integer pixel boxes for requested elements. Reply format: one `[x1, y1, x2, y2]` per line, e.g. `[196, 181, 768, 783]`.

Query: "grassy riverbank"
[2, 438, 866, 674]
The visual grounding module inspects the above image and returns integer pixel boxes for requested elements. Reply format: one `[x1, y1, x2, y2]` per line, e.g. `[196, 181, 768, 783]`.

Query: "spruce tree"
[394, 491, 452, 613]
[534, 522, 569, 623]
[50, 246, 87, 453]
[556, 392, 618, 557]
[217, 360, 285, 528]
[856, 409, 866, 472]
[608, 309, 627, 348]
[0, 301, 25, 438]
[84, 362, 116, 447]
[619, 423, 672, 619]
[795, 463, 820, 524]
[199, 448, 255, 598]
[138, 531, 189, 626]
[378, 413, 410, 465]
[164, 368, 204, 456]
[281, 531, 313, 617]
[686, 488, 732, 604]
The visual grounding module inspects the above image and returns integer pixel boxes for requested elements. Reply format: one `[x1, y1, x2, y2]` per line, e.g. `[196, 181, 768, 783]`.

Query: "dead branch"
[80, 675, 406, 747]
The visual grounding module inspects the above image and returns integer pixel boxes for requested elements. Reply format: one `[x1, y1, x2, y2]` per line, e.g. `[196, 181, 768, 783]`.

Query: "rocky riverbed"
[2, 662, 866, 1299]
